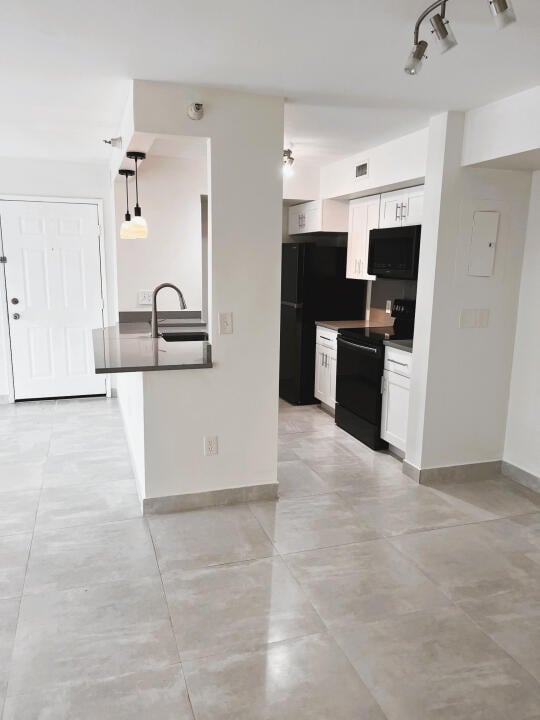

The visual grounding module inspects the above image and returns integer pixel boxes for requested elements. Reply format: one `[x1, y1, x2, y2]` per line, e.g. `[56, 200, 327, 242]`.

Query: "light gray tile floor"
[1, 396, 540, 718]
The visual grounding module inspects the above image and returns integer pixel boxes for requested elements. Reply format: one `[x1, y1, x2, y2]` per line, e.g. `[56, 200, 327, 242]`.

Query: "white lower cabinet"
[381, 347, 412, 452]
[314, 327, 338, 409]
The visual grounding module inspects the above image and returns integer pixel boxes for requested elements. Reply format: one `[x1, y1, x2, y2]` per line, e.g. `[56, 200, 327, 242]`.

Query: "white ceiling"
[1, 0, 539, 166]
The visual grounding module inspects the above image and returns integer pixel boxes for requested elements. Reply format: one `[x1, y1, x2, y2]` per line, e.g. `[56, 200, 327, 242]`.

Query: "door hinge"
[0, 256, 6, 263]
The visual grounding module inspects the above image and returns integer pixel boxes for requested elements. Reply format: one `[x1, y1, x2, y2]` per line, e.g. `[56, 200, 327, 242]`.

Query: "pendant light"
[118, 168, 135, 239]
[126, 151, 148, 239]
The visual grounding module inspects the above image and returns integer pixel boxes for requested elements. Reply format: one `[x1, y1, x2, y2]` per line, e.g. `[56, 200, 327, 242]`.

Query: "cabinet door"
[288, 205, 303, 235]
[402, 187, 424, 226]
[314, 345, 330, 403]
[381, 370, 410, 451]
[303, 202, 322, 233]
[347, 196, 380, 280]
[379, 190, 408, 228]
[328, 349, 337, 408]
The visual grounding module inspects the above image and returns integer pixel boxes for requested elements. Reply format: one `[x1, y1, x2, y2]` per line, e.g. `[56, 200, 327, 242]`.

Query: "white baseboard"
[143, 482, 279, 514]
[501, 461, 540, 494]
[402, 460, 502, 485]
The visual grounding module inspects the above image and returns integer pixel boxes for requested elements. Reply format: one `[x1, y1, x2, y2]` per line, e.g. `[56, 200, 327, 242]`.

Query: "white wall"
[0, 157, 117, 398]
[504, 171, 540, 477]
[117, 371, 146, 504]
[462, 85, 540, 167]
[124, 80, 283, 498]
[283, 160, 320, 201]
[320, 128, 428, 200]
[407, 113, 532, 471]
[115, 154, 207, 312]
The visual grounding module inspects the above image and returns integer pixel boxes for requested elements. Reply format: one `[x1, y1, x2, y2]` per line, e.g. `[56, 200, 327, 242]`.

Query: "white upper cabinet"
[402, 186, 424, 226]
[288, 199, 348, 235]
[379, 190, 409, 228]
[379, 186, 424, 228]
[346, 195, 380, 280]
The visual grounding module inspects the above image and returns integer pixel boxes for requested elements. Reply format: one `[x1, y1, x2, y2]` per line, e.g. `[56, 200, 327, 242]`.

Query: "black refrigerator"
[279, 242, 366, 405]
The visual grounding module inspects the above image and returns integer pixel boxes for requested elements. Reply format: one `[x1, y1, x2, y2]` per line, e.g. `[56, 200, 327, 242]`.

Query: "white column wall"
[407, 113, 531, 471]
[130, 81, 283, 498]
[504, 172, 540, 477]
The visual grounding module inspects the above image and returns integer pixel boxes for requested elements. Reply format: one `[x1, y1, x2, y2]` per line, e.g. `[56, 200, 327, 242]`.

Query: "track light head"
[103, 136, 122, 149]
[488, 0, 516, 28]
[283, 148, 295, 176]
[404, 40, 428, 75]
[430, 13, 458, 53]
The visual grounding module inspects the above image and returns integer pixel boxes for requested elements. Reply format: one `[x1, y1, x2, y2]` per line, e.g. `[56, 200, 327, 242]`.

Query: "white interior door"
[0, 200, 106, 400]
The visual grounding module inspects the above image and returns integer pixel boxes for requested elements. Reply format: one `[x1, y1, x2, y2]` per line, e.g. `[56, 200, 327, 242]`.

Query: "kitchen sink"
[160, 331, 208, 342]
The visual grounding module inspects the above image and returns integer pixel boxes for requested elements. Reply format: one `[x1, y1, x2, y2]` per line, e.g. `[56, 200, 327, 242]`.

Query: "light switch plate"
[138, 291, 153, 305]
[460, 308, 490, 329]
[219, 312, 233, 335]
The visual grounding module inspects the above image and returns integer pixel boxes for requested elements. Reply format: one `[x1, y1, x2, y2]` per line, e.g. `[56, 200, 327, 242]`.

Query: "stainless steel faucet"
[151, 283, 187, 338]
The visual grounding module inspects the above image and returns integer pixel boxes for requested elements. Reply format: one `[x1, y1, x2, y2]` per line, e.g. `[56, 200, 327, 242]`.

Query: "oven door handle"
[338, 338, 380, 354]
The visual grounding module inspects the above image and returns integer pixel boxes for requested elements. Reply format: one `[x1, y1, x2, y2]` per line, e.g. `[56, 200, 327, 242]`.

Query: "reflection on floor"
[1, 396, 540, 718]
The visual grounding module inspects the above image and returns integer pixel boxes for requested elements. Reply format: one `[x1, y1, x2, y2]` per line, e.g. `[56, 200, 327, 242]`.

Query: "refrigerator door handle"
[281, 301, 304, 309]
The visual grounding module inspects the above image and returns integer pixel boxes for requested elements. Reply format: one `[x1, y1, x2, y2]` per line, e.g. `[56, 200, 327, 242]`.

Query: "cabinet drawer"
[384, 347, 412, 378]
[316, 327, 338, 350]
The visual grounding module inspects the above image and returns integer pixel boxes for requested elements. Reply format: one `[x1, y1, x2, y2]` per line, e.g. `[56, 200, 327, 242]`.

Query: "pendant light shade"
[118, 168, 136, 239]
[126, 151, 148, 239]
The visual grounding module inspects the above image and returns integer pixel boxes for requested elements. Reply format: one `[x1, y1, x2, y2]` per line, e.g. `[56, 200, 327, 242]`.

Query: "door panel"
[381, 370, 410, 450]
[1, 200, 106, 399]
[336, 339, 383, 425]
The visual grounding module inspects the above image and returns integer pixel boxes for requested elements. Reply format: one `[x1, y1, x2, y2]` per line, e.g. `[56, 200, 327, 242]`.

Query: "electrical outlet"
[204, 436, 219, 456]
[138, 290, 153, 305]
[219, 312, 233, 335]
[385, 300, 392, 314]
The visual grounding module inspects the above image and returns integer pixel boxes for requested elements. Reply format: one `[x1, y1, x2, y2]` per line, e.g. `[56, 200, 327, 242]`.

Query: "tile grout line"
[2, 420, 51, 707]
[144, 516, 197, 719]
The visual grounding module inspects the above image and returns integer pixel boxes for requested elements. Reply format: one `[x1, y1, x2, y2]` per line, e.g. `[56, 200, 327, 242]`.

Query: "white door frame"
[0, 195, 111, 402]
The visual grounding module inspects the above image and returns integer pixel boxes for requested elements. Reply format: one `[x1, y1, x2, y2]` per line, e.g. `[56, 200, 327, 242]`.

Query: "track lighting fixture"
[488, 0, 516, 28]
[126, 151, 148, 239]
[404, 40, 429, 76]
[405, 0, 517, 75]
[103, 136, 123, 149]
[118, 168, 136, 239]
[283, 148, 295, 176]
[430, 12, 458, 53]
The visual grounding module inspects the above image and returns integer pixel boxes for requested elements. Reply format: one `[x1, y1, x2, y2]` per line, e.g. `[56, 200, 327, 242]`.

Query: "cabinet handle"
[395, 204, 400, 221]
[401, 203, 408, 219]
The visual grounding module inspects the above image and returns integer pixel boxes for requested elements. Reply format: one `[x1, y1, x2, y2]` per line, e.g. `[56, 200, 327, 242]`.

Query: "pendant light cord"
[135, 158, 140, 208]
[125, 174, 130, 214]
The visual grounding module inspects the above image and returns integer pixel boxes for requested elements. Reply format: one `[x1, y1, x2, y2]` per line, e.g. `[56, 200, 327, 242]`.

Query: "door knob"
[11, 298, 19, 304]
[12, 313, 20, 320]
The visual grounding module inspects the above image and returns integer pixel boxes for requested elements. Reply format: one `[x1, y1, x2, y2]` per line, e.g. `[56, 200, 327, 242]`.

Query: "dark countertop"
[384, 338, 413, 353]
[92, 324, 212, 374]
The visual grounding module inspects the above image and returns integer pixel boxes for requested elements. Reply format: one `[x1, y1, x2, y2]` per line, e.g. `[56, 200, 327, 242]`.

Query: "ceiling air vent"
[355, 162, 368, 178]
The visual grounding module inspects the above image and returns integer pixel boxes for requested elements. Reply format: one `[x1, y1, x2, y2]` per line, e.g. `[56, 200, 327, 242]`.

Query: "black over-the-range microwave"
[367, 224, 421, 280]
